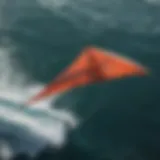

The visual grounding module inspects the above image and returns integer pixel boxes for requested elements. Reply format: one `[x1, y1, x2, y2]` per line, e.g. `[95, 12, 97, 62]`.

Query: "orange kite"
[26, 46, 148, 105]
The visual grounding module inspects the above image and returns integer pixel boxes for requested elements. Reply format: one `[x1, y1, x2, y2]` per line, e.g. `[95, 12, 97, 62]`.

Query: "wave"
[37, 0, 160, 34]
[0, 42, 78, 156]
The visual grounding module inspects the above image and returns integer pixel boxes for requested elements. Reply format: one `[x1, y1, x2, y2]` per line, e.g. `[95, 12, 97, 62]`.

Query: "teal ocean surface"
[0, 0, 160, 159]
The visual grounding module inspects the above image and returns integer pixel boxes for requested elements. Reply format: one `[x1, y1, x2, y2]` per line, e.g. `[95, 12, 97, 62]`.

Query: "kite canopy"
[26, 46, 148, 105]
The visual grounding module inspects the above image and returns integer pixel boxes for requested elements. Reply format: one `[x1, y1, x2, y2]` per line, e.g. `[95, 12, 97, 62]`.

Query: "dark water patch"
[10, 11, 92, 82]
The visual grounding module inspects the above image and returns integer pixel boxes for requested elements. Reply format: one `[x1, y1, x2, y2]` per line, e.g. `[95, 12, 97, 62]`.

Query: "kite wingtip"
[138, 65, 151, 76]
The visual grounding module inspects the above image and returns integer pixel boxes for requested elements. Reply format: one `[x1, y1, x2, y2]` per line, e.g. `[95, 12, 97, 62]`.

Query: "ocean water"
[0, 0, 160, 159]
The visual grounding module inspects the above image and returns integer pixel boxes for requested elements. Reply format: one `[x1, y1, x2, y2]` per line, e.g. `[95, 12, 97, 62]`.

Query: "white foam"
[0, 140, 13, 160]
[0, 43, 78, 154]
[0, 106, 66, 146]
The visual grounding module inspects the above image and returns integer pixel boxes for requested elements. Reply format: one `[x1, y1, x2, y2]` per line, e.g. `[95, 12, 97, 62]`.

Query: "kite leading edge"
[25, 46, 149, 106]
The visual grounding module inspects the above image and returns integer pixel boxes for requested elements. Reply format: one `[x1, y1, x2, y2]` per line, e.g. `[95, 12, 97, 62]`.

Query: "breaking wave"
[0, 43, 78, 156]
